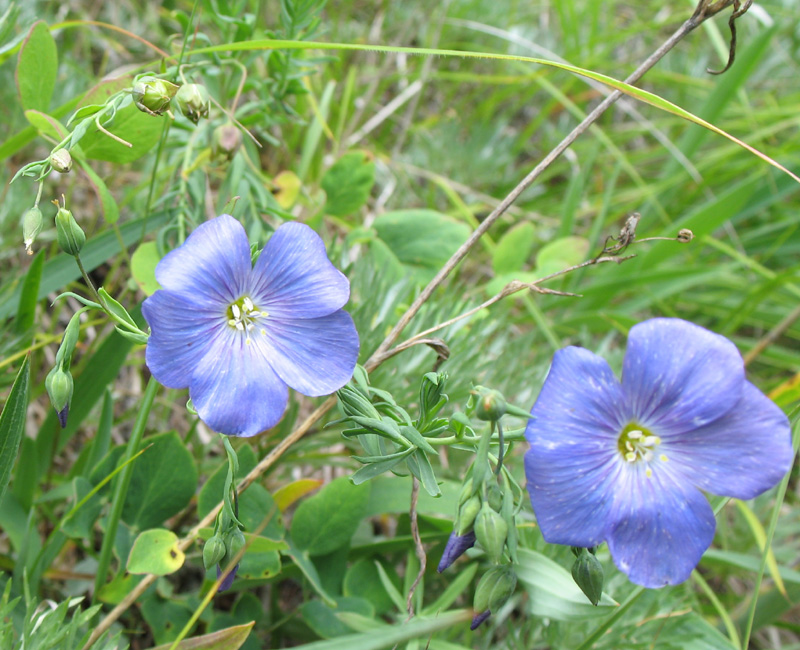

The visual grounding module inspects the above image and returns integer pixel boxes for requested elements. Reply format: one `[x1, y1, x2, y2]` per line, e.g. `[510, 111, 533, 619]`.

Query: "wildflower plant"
[2, 1, 800, 649]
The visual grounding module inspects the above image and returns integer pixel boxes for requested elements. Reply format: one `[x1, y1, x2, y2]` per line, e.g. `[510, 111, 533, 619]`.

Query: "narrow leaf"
[149, 622, 255, 650]
[0, 356, 30, 502]
[14, 250, 44, 336]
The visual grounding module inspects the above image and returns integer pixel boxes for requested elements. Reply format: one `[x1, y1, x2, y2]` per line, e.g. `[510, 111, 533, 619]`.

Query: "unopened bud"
[473, 565, 517, 616]
[22, 206, 43, 255]
[203, 535, 227, 570]
[45, 366, 73, 428]
[487, 485, 503, 512]
[49, 149, 72, 173]
[54, 202, 85, 256]
[437, 530, 476, 573]
[475, 388, 506, 422]
[677, 228, 694, 243]
[175, 83, 211, 123]
[132, 77, 179, 116]
[474, 502, 508, 563]
[225, 528, 246, 560]
[571, 548, 604, 606]
[455, 495, 481, 535]
[212, 123, 242, 159]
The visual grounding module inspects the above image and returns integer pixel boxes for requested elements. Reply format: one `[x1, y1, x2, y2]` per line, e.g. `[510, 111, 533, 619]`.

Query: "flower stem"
[92, 376, 159, 601]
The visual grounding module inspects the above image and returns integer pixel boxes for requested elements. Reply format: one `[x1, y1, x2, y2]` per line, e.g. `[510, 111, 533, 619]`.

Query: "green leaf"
[343, 560, 399, 616]
[122, 432, 198, 529]
[150, 622, 255, 650]
[373, 210, 471, 283]
[98, 287, 137, 327]
[78, 160, 120, 223]
[61, 476, 103, 539]
[13, 250, 44, 336]
[302, 597, 373, 639]
[321, 151, 375, 217]
[142, 597, 195, 645]
[24, 109, 67, 140]
[15, 21, 57, 112]
[0, 356, 30, 503]
[492, 223, 535, 275]
[131, 241, 162, 295]
[80, 99, 164, 162]
[291, 476, 370, 556]
[534, 236, 589, 277]
[127, 528, 185, 575]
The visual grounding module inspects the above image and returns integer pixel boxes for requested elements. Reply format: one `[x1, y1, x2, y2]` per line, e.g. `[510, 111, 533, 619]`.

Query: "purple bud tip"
[437, 530, 477, 573]
[57, 404, 69, 428]
[216, 563, 239, 592]
[470, 610, 491, 631]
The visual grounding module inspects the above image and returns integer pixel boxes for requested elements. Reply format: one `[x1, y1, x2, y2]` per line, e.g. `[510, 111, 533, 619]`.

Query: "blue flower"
[524, 318, 793, 588]
[216, 563, 239, 592]
[437, 530, 476, 573]
[142, 215, 359, 436]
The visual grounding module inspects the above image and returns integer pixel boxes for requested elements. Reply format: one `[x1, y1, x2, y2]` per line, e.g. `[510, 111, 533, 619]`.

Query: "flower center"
[227, 296, 267, 344]
[617, 423, 667, 477]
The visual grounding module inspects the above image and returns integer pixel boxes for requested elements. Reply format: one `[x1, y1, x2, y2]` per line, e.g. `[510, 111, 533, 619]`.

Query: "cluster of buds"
[438, 387, 520, 630]
[133, 76, 212, 125]
[203, 508, 246, 592]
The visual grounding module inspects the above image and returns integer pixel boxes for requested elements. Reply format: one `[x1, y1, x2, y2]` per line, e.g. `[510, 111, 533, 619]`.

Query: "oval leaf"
[127, 528, 185, 575]
[16, 21, 57, 112]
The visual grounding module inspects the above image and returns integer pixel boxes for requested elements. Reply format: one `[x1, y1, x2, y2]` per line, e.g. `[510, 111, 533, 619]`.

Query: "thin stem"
[92, 377, 159, 601]
[365, 12, 704, 371]
[74, 255, 105, 308]
[494, 422, 505, 477]
[404, 477, 426, 620]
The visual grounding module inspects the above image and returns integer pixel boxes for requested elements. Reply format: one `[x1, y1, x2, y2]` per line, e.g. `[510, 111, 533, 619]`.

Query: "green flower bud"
[225, 528, 246, 560]
[473, 565, 517, 615]
[487, 484, 503, 512]
[571, 548, 604, 606]
[475, 388, 506, 422]
[212, 123, 242, 159]
[56, 311, 83, 367]
[455, 495, 481, 536]
[338, 385, 380, 419]
[132, 76, 179, 116]
[203, 535, 227, 570]
[474, 502, 508, 563]
[49, 149, 72, 173]
[54, 202, 85, 256]
[45, 365, 73, 428]
[458, 478, 475, 505]
[175, 83, 211, 123]
[22, 206, 43, 255]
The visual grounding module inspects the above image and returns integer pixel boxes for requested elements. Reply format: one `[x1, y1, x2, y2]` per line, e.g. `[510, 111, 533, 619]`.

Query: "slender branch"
[405, 477, 426, 620]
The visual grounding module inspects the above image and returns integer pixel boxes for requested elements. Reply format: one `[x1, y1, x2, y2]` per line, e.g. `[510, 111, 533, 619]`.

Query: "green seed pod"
[487, 484, 503, 512]
[474, 388, 506, 422]
[203, 535, 227, 570]
[571, 548, 604, 606]
[473, 565, 517, 614]
[474, 502, 508, 563]
[212, 123, 242, 159]
[175, 83, 211, 123]
[22, 206, 43, 255]
[49, 149, 72, 173]
[54, 204, 85, 256]
[45, 365, 73, 428]
[132, 77, 179, 116]
[455, 495, 481, 536]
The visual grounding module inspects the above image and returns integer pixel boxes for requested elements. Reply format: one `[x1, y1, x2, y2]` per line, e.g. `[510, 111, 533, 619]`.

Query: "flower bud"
[474, 388, 506, 421]
[203, 535, 227, 570]
[473, 565, 517, 617]
[677, 228, 694, 243]
[212, 123, 242, 159]
[474, 502, 508, 563]
[49, 149, 72, 173]
[132, 77, 179, 116]
[487, 485, 503, 512]
[225, 528, 246, 560]
[437, 530, 476, 573]
[45, 365, 73, 428]
[419, 372, 448, 417]
[175, 83, 211, 123]
[470, 610, 491, 631]
[22, 206, 43, 255]
[571, 548, 604, 606]
[216, 562, 239, 592]
[455, 495, 481, 535]
[458, 478, 475, 505]
[54, 204, 85, 256]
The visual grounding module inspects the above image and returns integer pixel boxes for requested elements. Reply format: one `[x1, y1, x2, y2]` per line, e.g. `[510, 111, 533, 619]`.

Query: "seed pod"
[22, 206, 43, 254]
[54, 204, 85, 256]
[45, 366, 73, 428]
[225, 528, 246, 560]
[571, 548, 604, 606]
[132, 77, 179, 116]
[473, 565, 517, 614]
[455, 495, 481, 536]
[175, 83, 211, 123]
[212, 123, 242, 159]
[203, 535, 227, 570]
[475, 388, 506, 421]
[474, 502, 508, 563]
[49, 149, 72, 173]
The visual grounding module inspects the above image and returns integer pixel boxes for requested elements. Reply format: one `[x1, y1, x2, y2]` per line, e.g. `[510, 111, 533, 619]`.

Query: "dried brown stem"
[405, 477, 427, 620]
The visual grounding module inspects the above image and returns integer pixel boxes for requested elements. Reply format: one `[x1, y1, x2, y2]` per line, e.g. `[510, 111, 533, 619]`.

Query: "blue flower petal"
[260, 310, 359, 396]
[216, 563, 239, 592]
[665, 382, 793, 499]
[143, 290, 223, 388]
[250, 222, 350, 319]
[190, 328, 288, 436]
[524, 346, 628, 547]
[470, 610, 491, 630]
[437, 530, 476, 573]
[607, 465, 715, 588]
[156, 215, 251, 305]
[622, 319, 744, 434]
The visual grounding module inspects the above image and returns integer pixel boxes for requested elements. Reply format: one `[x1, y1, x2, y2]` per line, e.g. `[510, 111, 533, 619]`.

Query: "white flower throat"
[227, 296, 268, 344]
[617, 423, 668, 478]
